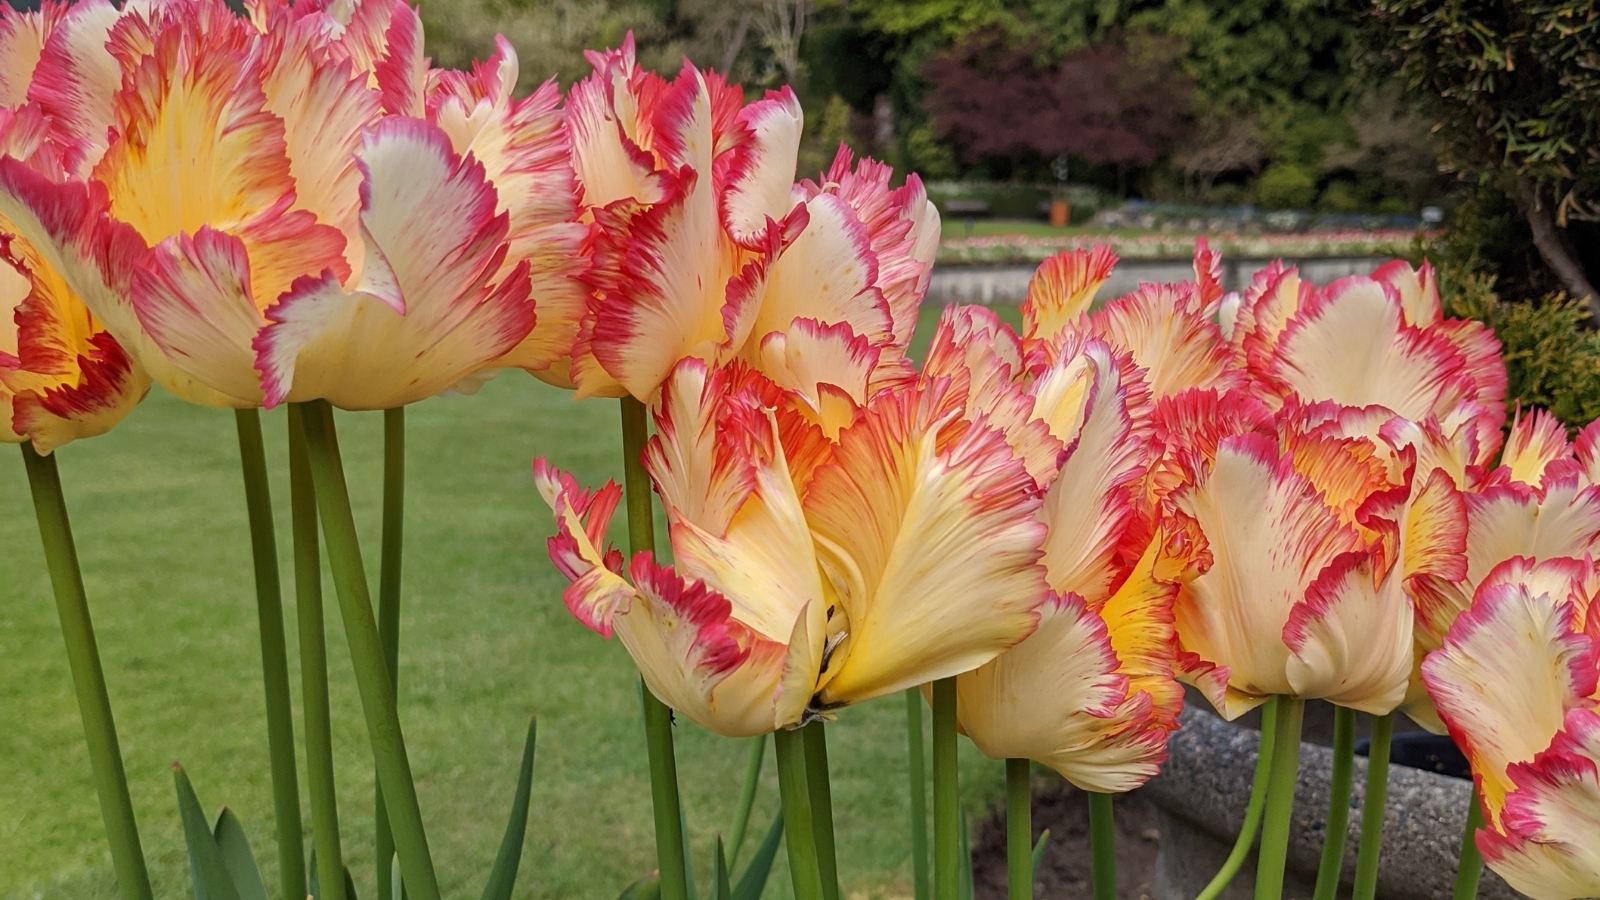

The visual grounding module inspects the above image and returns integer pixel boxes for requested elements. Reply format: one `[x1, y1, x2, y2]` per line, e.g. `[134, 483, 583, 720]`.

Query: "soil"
[970, 782, 1161, 900]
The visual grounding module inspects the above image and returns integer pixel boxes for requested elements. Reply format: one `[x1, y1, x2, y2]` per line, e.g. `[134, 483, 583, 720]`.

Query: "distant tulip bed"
[2, 2, 1597, 900]
[936, 230, 1430, 266]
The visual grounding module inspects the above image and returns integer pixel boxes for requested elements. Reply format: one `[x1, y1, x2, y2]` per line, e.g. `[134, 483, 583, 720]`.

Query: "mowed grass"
[1, 306, 1020, 899]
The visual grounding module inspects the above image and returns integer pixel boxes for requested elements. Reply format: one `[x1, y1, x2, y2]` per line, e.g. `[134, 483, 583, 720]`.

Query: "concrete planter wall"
[926, 257, 1385, 306]
[1145, 708, 1519, 900]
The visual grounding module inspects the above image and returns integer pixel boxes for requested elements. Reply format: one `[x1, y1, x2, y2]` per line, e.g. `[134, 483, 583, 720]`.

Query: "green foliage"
[904, 124, 959, 181]
[1437, 258, 1600, 429]
[1256, 164, 1318, 209]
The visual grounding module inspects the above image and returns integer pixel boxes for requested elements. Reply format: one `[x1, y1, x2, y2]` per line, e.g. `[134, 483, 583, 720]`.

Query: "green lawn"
[1, 307, 1016, 899]
[938, 218, 1143, 241]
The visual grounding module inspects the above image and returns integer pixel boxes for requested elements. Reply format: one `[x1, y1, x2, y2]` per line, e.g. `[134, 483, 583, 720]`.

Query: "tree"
[922, 28, 1193, 179]
[1357, 0, 1600, 312]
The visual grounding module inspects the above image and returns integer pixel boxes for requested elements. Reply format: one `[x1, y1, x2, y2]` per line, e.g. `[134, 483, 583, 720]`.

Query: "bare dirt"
[970, 783, 1161, 900]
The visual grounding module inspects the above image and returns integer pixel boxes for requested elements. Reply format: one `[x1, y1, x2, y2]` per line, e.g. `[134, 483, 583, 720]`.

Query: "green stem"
[1088, 792, 1116, 900]
[1006, 759, 1031, 900]
[932, 678, 959, 900]
[287, 405, 345, 900]
[907, 688, 931, 900]
[1312, 706, 1356, 900]
[803, 721, 841, 900]
[1351, 714, 1393, 900]
[297, 401, 440, 900]
[1254, 697, 1305, 900]
[234, 408, 307, 900]
[619, 396, 689, 900]
[1452, 787, 1485, 900]
[775, 727, 826, 900]
[376, 406, 405, 900]
[727, 735, 766, 870]
[20, 444, 153, 900]
[1197, 696, 1279, 900]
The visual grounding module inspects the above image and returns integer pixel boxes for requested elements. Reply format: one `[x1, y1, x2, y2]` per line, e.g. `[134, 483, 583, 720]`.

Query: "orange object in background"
[1049, 199, 1071, 227]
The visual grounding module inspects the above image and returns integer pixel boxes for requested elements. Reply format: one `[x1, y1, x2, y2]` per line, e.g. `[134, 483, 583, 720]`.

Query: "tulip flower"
[917, 304, 1197, 790]
[536, 357, 1046, 736]
[0, 0, 585, 411]
[1228, 259, 1506, 438]
[0, 102, 147, 452]
[1168, 400, 1424, 719]
[565, 38, 939, 405]
[1422, 557, 1600, 900]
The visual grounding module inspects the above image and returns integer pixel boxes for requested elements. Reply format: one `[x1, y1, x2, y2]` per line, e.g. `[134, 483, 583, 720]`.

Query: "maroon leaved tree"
[924, 28, 1195, 178]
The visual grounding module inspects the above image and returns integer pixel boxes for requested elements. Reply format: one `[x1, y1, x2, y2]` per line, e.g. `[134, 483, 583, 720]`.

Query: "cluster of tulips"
[4, 0, 1599, 898]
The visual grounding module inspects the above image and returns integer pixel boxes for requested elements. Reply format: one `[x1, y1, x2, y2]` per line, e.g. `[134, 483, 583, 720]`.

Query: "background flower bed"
[937, 228, 1428, 265]
[0, 309, 1005, 900]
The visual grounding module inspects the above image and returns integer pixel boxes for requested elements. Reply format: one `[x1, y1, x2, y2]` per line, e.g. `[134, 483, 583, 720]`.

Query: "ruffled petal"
[27, 0, 122, 176]
[1088, 281, 1244, 399]
[957, 592, 1168, 792]
[254, 118, 535, 409]
[1021, 246, 1116, 346]
[721, 87, 801, 246]
[0, 1, 65, 108]
[1480, 709, 1600, 900]
[1283, 550, 1413, 714]
[1503, 410, 1575, 488]
[808, 389, 1048, 707]
[1422, 581, 1599, 819]
[532, 458, 630, 636]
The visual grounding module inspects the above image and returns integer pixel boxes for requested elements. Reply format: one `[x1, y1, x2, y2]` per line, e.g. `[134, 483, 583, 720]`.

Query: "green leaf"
[173, 764, 241, 900]
[1031, 828, 1051, 881]
[309, 849, 319, 900]
[344, 865, 360, 900]
[392, 855, 404, 900]
[957, 801, 973, 900]
[480, 717, 537, 900]
[711, 837, 732, 900]
[731, 808, 783, 900]
[616, 874, 661, 900]
[212, 808, 268, 900]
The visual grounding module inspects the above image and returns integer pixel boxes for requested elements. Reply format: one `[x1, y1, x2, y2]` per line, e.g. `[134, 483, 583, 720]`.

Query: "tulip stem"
[1197, 696, 1279, 900]
[287, 405, 345, 900]
[298, 401, 441, 900]
[775, 727, 826, 900]
[1452, 786, 1485, 900]
[907, 688, 931, 900]
[1351, 713, 1393, 900]
[1088, 792, 1116, 900]
[728, 735, 766, 869]
[804, 721, 842, 900]
[619, 396, 690, 900]
[1312, 706, 1356, 900]
[1006, 759, 1031, 900]
[20, 444, 153, 900]
[233, 408, 307, 900]
[932, 677, 960, 900]
[1255, 697, 1304, 900]
[376, 406, 406, 900]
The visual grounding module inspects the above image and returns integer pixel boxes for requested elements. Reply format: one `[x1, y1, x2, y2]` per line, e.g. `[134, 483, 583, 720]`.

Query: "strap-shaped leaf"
[731, 808, 783, 900]
[616, 874, 661, 900]
[213, 808, 268, 900]
[344, 864, 360, 900]
[480, 717, 537, 900]
[174, 764, 242, 900]
[1031, 828, 1051, 881]
[392, 854, 404, 900]
[712, 837, 732, 900]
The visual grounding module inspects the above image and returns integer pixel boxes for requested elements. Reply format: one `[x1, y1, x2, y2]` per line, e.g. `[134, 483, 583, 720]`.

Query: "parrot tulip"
[0, 0, 585, 411]
[1423, 557, 1600, 900]
[536, 357, 1046, 736]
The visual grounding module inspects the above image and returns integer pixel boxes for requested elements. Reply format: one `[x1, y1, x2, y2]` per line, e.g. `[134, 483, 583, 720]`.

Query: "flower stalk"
[1197, 696, 1279, 900]
[21, 444, 154, 900]
[932, 677, 960, 900]
[287, 405, 345, 900]
[1088, 792, 1116, 900]
[1352, 714, 1394, 900]
[619, 396, 689, 900]
[376, 406, 406, 900]
[1452, 787, 1485, 900]
[233, 407, 306, 900]
[803, 721, 842, 900]
[907, 688, 931, 900]
[1312, 706, 1357, 900]
[1006, 759, 1031, 900]
[774, 726, 826, 900]
[1255, 698, 1305, 900]
[298, 400, 440, 900]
